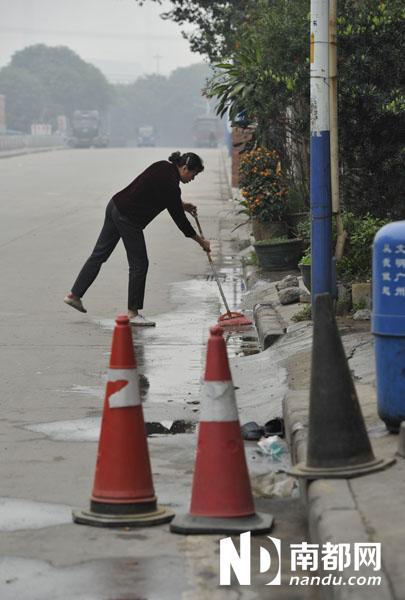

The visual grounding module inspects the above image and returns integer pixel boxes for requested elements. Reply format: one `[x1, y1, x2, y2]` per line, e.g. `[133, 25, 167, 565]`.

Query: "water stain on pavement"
[96, 277, 257, 406]
[26, 417, 195, 442]
[26, 417, 101, 442]
[27, 266, 258, 443]
[0, 498, 71, 531]
[97, 279, 220, 405]
[0, 555, 189, 600]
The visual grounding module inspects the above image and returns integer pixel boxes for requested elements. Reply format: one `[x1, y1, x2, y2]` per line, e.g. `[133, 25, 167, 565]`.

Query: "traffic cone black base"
[72, 505, 173, 528]
[289, 456, 394, 479]
[288, 294, 395, 481]
[170, 512, 273, 536]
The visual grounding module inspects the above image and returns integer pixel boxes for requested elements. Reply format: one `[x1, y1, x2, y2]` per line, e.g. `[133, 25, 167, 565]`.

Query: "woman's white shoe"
[64, 295, 87, 313]
[129, 314, 156, 327]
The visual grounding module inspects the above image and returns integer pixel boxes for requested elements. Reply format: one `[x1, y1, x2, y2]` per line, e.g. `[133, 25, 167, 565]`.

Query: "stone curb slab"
[253, 302, 286, 350]
[283, 391, 394, 600]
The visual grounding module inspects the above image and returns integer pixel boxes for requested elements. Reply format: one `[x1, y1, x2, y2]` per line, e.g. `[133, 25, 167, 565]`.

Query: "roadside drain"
[146, 420, 195, 435]
[224, 330, 260, 357]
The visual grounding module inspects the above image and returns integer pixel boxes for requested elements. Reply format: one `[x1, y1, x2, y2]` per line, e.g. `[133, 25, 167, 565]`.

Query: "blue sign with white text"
[372, 221, 405, 432]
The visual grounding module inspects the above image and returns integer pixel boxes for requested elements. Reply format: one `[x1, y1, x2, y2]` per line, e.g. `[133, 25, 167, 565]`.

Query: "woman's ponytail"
[168, 151, 182, 165]
[168, 151, 204, 173]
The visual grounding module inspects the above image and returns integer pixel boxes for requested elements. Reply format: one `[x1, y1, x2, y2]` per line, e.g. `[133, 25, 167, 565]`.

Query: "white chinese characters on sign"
[381, 243, 405, 299]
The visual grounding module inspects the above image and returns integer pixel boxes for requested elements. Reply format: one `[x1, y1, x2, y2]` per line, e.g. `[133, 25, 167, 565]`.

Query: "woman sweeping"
[64, 151, 210, 326]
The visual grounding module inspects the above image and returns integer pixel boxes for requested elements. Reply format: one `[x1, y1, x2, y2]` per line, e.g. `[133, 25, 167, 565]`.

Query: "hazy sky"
[0, 0, 203, 82]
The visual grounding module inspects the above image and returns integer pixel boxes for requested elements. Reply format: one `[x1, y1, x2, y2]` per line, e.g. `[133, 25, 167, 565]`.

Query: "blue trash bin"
[372, 221, 405, 432]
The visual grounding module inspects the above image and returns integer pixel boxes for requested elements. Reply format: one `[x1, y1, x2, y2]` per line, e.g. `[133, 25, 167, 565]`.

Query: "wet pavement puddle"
[0, 498, 71, 531]
[26, 417, 196, 441]
[0, 555, 189, 600]
[27, 263, 259, 443]
[96, 279, 220, 405]
[27, 417, 101, 442]
[96, 276, 258, 405]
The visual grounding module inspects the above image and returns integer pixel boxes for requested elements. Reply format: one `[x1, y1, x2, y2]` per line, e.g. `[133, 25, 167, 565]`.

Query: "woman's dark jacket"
[113, 160, 197, 238]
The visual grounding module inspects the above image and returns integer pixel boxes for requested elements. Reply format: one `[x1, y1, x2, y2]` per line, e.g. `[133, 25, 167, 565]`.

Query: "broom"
[194, 215, 252, 328]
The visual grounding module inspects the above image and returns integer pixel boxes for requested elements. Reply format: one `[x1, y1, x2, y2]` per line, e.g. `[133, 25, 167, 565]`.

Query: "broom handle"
[194, 215, 232, 315]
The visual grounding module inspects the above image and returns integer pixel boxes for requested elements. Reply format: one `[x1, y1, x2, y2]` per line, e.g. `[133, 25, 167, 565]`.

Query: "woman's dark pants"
[71, 199, 148, 310]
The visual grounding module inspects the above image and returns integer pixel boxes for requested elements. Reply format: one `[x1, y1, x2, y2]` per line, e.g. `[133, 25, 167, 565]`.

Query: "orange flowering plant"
[238, 147, 288, 223]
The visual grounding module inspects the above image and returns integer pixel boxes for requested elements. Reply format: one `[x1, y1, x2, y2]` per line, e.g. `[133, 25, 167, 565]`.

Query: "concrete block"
[299, 292, 311, 303]
[279, 287, 301, 305]
[309, 480, 357, 513]
[352, 282, 372, 309]
[353, 309, 371, 320]
[276, 275, 299, 290]
[253, 302, 286, 350]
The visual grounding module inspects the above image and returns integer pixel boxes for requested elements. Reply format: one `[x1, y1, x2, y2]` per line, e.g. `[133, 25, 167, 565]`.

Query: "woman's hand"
[182, 202, 198, 217]
[192, 234, 211, 253]
[199, 237, 211, 253]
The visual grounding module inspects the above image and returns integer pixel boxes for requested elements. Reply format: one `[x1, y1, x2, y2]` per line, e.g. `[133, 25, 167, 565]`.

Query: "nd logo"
[220, 532, 282, 586]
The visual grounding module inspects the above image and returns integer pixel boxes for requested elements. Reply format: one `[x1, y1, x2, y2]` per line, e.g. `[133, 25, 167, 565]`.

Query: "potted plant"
[238, 147, 289, 241]
[254, 236, 303, 270]
[285, 184, 310, 235]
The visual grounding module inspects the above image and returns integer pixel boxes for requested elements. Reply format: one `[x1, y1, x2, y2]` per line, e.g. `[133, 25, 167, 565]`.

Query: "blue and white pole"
[310, 0, 333, 306]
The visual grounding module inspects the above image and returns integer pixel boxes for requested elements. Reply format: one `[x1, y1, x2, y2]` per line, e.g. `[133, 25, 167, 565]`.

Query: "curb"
[0, 146, 65, 160]
[243, 263, 288, 351]
[253, 302, 286, 350]
[283, 391, 394, 600]
[239, 222, 396, 599]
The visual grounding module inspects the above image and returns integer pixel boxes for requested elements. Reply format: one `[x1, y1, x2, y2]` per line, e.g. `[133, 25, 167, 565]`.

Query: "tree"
[0, 44, 112, 131]
[337, 0, 405, 219]
[0, 66, 45, 132]
[207, 0, 310, 198]
[134, 0, 246, 59]
[109, 63, 212, 146]
[202, 0, 404, 218]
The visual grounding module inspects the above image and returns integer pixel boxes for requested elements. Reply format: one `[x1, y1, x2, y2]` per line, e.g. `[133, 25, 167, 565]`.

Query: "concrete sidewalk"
[240, 256, 405, 599]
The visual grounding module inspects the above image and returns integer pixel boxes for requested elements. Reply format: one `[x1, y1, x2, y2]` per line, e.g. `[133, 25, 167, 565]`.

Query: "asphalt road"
[0, 146, 224, 592]
[0, 146, 315, 599]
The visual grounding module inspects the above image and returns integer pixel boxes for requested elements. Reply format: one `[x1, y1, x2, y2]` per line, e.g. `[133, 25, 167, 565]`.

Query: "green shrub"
[254, 236, 300, 246]
[337, 212, 390, 282]
[294, 215, 311, 246]
[299, 246, 311, 265]
[293, 212, 389, 281]
[291, 305, 312, 322]
[242, 251, 257, 266]
[238, 147, 289, 223]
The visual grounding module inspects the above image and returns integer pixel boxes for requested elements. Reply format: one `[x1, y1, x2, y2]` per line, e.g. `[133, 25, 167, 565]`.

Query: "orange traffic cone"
[73, 314, 173, 527]
[170, 325, 274, 535]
